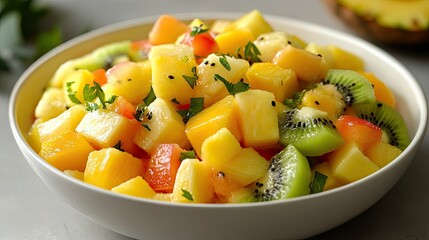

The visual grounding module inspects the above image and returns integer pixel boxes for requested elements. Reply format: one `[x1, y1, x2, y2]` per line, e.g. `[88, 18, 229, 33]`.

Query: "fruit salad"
[28, 10, 410, 204]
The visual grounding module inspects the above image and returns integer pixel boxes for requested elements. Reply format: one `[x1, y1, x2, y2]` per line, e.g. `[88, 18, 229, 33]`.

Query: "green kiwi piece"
[278, 107, 344, 156]
[322, 69, 376, 106]
[251, 144, 311, 201]
[353, 101, 410, 150]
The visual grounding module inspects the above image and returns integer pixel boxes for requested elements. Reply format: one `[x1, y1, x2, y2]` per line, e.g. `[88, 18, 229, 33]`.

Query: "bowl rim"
[8, 11, 429, 209]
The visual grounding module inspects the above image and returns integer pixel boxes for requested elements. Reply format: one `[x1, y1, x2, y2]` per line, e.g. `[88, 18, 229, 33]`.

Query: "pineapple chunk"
[366, 141, 402, 168]
[64, 170, 84, 181]
[305, 43, 335, 69]
[27, 118, 44, 153]
[75, 110, 137, 149]
[329, 142, 379, 184]
[37, 105, 86, 144]
[151, 55, 197, 105]
[300, 84, 345, 121]
[328, 45, 365, 71]
[153, 193, 173, 202]
[312, 161, 342, 191]
[246, 62, 299, 102]
[84, 148, 142, 190]
[133, 98, 190, 153]
[215, 28, 255, 56]
[273, 45, 328, 83]
[253, 32, 306, 62]
[224, 9, 273, 38]
[201, 127, 242, 170]
[221, 148, 269, 187]
[210, 20, 232, 34]
[39, 130, 94, 172]
[111, 176, 156, 199]
[63, 69, 95, 106]
[172, 159, 214, 203]
[185, 95, 241, 157]
[194, 53, 249, 106]
[234, 89, 279, 148]
[104, 61, 152, 104]
[149, 44, 194, 61]
[35, 87, 66, 121]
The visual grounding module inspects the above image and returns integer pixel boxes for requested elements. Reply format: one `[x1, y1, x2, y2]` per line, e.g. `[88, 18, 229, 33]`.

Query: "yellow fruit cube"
[27, 118, 44, 153]
[64, 170, 85, 181]
[35, 87, 66, 121]
[210, 20, 232, 34]
[312, 161, 342, 191]
[246, 62, 299, 102]
[234, 89, 279, 148]
[224, 10, 273, 38]
[172, 159, 214, 203]
[273, 45, 328, 83]
[366, 141, 402, 168]
[75, 110, 137, 149]
[84, 148, 142, 190]
[149, 44, 194, 61]
[111, 176, 156, 199]
[329, 142, 379, 184]
[63, 69, 95, 106]
[39, 130, 94, 172]
[185, 95, 241, 157]
[153, 193, 173, 202]
[305, 43, 335, 69]
[151, 55, 197, 105]
[215, 28, 255, 55]
[300, 84, 345, 121]
[328, 45, 365, 71]
[253, 32, 306, 62]
[221, 148, 269, 186]
[133, 98, 190, 153]
[37, 105, 86, 144]
[201, 127, 242, 170]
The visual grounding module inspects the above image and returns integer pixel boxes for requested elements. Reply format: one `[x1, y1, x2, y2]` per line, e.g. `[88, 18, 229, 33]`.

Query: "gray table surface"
[1, 1, 428, 239]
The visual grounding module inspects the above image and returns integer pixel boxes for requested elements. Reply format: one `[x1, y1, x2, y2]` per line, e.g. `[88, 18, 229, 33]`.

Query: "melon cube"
[35, 87, 66, 121]
[273, 45, 328, 83]
[133, 98, 190, 153]
[221, 148, 269, 187]
[84, 148, 142, 190]
[111, 176, 156, 199]
[37, 105, 86, 144]
[246, 62, 299, 102]
[39, 130, 94, 172]
[185, 95, 241, 157]
[234, 89, 279, 148]
[329, 142, 379, 184]
[201, 127, 242, 170]
[172, 158, 214, 203]
[75, 110, 137, 149]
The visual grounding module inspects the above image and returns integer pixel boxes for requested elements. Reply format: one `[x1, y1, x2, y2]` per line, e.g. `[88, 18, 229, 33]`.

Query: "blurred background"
[1, 0, 428, 239]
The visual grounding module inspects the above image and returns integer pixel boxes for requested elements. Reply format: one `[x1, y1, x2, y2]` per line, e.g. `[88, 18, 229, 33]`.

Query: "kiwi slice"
[322, 69, 376, 106]
[353, 101, 410, 150]
[251, 144, 311, 201]
[278, 107, 344, 156]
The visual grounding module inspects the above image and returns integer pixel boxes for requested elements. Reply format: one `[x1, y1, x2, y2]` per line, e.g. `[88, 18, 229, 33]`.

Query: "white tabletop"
[1, 1, 428, 239]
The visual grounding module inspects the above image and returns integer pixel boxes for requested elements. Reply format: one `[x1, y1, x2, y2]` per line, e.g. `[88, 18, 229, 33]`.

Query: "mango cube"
[84, 148, 142, 190]
[172, 159, 214, 203]
[39, 130, 94, 172]
[328, 45, 365, 71]
[224, 9, 273, 38]
[111, 176, 156, 199]
[215, 28, 255, 56]
[64, 170, 85, 181]
[35, 87, 66, 121]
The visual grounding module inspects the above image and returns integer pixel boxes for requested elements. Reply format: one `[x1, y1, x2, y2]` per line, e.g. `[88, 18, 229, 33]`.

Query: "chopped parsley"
[179, 150, 196, 161]
[177, 97, 204, 123]
[219, 55, 231, 71]
[143, 87, 156, 106]
[310, 171, 327, 194]
[214, 74, 250, 95]
[182, 66, 198, 88]
[190, 24, 208, 37]
[66, 81, 116, 111]
[181, 189, 194, 201]
[66, 81, 81, 104]
[243, 41, 261, 63]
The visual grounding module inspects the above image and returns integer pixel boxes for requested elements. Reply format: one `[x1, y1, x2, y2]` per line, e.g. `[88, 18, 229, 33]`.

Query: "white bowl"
[9, 12, 428, 240]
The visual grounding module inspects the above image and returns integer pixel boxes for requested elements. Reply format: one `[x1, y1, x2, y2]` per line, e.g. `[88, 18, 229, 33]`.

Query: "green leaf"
[66, 81, 82, 104]
[143, 87, 156, 106]
[190, 24, 208, 37]
[284, 90, 305, 109]
[243, 41, 261, 63]
[219, 55, 231, 71]
[181, 189, 194, 201]
[310, 171, 327, 194]
[182, 66, 198, 88]
[179, 150, 196, 161]
[214, 74, 250, 95]
[188, 97, 204, 119]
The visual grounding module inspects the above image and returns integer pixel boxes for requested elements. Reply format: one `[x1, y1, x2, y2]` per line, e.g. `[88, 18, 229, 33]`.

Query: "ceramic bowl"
[9, 12, 428, 240]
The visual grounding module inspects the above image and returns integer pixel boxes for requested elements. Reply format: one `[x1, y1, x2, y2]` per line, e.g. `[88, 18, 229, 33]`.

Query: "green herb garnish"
[143, 87, 156, 106]
[113, 141, 125, 152]
[182, 66, 198, 88]
[171, 98, 180, 105]
[243, 41, 261, 63]
[179, 150, 196, 161]
[310, 171, 327, 194]
[284, 91, 305, 109]
[214, 74, 250, 95]
[181, 189, 194, 201]
[142, 123, 151, 131]
[190, 24, 208, 37]
[82, 82, 117, 111]
[66, 81, 82, 104]
[219, 55, 231, 71]
[177, 97, 204, 123]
